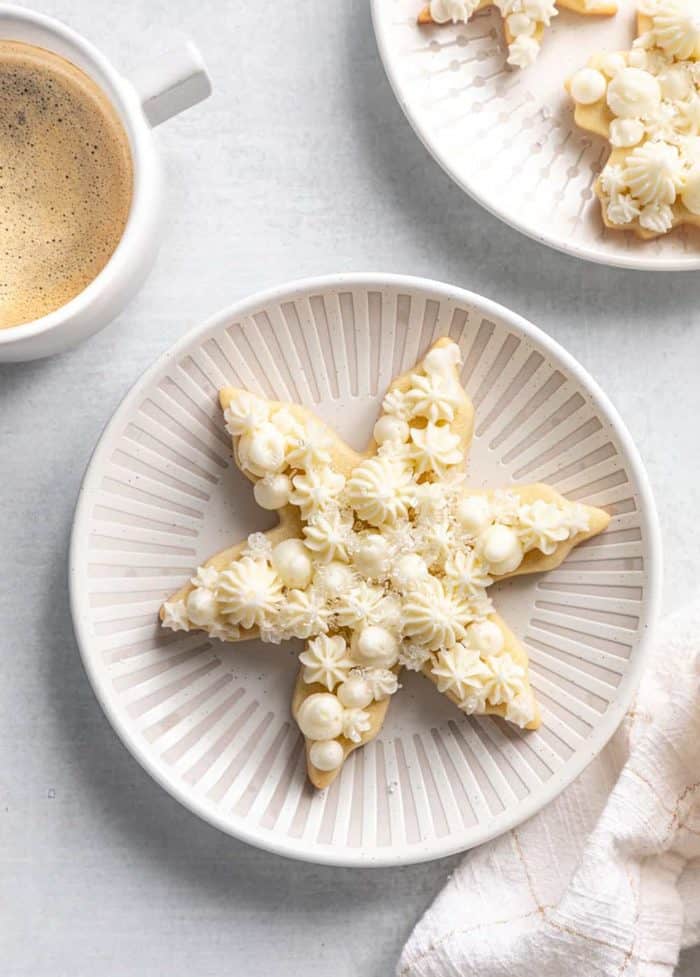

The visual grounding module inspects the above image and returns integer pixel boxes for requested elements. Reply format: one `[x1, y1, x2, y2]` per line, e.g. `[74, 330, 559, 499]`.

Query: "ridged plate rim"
[69, 272, 662, 866]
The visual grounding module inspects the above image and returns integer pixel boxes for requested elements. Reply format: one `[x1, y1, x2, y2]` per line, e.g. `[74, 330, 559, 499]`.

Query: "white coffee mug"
[0, 4, 212, 362]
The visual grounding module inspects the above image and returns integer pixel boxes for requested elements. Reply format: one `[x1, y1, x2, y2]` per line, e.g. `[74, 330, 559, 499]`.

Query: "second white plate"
[70, 274, 660, 865]
[372, 0, 700, 269]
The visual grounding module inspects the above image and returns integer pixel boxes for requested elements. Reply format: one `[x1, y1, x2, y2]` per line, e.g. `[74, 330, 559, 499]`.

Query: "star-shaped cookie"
[418, 0, 616, 69]
[160, 339, 609, 789]
[567, 0, 700, 238]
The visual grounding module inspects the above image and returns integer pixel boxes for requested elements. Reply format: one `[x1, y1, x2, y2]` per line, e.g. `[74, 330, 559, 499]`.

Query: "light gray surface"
[1, 1, 698, 974]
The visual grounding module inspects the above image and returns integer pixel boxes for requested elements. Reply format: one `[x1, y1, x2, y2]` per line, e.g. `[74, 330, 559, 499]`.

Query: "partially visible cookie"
[567, 1, 700, 238]
[418, 0, 616, 69]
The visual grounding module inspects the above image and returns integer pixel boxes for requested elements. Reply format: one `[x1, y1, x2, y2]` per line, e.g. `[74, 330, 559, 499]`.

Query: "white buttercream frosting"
[162, 599, 190, 632]
[643, 0, 700, 59]
[517, 499, 589, 554]
[364, 667, 401, 700]
[404, 371, 463, 422]
[346, 456, 414, 526]
[216, 557, 283, 630]
[286, 421, 333, 471]
[299, 634, 354, 690]
[444, 549, 493, 594]
[223, 392, 268, 437]
[303, 506, 353, 563]
[342, 708, 372, 743]
[484, 653, 528, 706]
[408, 422, 463, 477]
[431, 644, 492, 703]
[289, 467, 345, 518]
[623, 140, 683, 203]
[507, 34, 540, 68]
[505, 693, 537, 728]
[281, 587, 331, 638]
[397, 642, 432, 672]
[402, 578, 473, 650]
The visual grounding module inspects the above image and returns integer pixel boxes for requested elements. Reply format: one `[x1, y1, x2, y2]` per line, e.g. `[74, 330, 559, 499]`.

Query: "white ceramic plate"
[372, 0, 700, 270]
[70, 274, 661, 865]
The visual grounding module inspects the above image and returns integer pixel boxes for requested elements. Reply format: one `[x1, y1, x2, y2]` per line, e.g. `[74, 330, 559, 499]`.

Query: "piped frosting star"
[160, 339, 610, 789]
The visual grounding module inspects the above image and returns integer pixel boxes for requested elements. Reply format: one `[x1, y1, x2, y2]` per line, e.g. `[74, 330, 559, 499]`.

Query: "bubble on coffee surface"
[0, 41, 133, 329]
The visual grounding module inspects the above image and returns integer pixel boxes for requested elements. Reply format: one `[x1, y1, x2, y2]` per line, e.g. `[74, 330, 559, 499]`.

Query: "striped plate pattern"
[70, 275, 660, 865]
[372, 0, 700, 270]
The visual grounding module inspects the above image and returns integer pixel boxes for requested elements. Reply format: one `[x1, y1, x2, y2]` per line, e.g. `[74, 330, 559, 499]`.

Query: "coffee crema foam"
[0, 41, 133, 329]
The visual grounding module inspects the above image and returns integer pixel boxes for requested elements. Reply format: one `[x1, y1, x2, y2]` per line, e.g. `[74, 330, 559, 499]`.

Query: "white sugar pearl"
[353, 534, 390, 578]
[507, 13, 535, 36]
[373, 415, 410, 444]
[456, 496, 492, 534]
[468, 619, 504, 656]
[481, 524, 523, 574]
[337, 677, 373, 709]
[297, 693, 344, 740]
[186, 587, 218, 626]
[609, 118, 644, 148]
[391, 553, 429, 587]
[271, 539, 313, 589]
[309, 739, 344, 772]
[682, 165, 700, 214]
[354, 626, 399, 668]
[253, 473, 291, 510]
[570, 68, 607, 105]
[316, 561, 355, 595]
[598, 53, 625, 77]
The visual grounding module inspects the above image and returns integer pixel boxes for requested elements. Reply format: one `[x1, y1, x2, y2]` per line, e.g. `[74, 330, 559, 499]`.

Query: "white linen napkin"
[398, 601, 700, 977]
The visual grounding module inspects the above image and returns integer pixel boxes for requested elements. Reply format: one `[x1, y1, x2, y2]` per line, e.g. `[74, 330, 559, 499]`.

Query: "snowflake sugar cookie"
[568, 0, 700, 238]
[418, 0, 616, 69]
[160, 339, 610, 789]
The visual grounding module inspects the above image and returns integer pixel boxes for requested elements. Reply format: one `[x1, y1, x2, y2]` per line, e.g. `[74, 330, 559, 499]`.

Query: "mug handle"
[130, 41, 212, 127]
